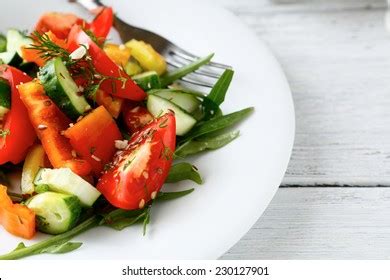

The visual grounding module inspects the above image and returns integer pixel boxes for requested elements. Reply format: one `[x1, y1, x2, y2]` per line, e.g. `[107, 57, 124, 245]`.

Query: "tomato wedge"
[90, 7, 113, 41]
[122, 102, 153, 134]
[0, 66, 36, 164]
[35, 12, 87, 40]
[67, 25, 146, 101]
[97, 113, 176, 210]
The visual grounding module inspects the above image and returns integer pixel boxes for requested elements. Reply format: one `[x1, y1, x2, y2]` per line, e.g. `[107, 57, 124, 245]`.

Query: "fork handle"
[69, 0, 104, 11]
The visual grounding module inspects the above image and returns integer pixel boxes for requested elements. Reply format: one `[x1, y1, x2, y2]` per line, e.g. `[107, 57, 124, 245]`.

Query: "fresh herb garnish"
[156, 189, 195, 201]
[160, 54, 214, 87]
[179, 107, 254, 145]
[165, 162, 202, 184]
[175, 130, 240, 159]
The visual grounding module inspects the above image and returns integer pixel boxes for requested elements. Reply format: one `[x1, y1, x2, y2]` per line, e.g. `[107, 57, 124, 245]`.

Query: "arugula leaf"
[175, 130, 240, 158]
[180, 107, 254, 144]
[166, 162, 202, 184]
[106, 214, 146, 231]
[100, 208, 144, 226]
[0, 216, 99, 260]
[41, 242, 83, 254]
[12, 242, 27, 252]
[142, 206, 151, 236]
[206, 69, 234, 106]
[160, 54, 214, 87]
[156, 189, 195, 201]
[9, 240, 81, 256]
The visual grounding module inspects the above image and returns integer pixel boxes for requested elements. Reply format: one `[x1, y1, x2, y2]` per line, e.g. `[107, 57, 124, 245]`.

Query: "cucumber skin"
[147, 94, 197, 136]
[34, 168, 101, 207]
[39, 59, 81, 120]
[27, 192, 82, 235]
[61, 195, 82, 233]
[0, 78, 11, 109]
[0, 34, 6, 52]
[133, 71, 161, 91]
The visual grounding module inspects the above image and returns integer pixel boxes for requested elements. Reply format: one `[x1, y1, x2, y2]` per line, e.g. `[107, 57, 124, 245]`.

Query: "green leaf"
[101, 208, 148, 231]
[0, 216, 100, 260]
[200, 97, 222, 121]
[100, 208, 145, 226]
[166, 162, 202, 184]
[12, 242, 27, 252]
[175, 130, 240, 158]
[207, 69, 234, 106]
[180, 107, 254, 144]
[106, 214, 145, 231]
[41, 242, 83, 254]
[142, 206, 151, 236]
[156, 189, 195, 201]
[160, 54, 214, 87]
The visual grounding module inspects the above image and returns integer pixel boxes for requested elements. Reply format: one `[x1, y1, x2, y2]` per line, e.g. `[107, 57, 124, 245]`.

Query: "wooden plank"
[216, 0, 390, 185]
[221, 187, 390, 259]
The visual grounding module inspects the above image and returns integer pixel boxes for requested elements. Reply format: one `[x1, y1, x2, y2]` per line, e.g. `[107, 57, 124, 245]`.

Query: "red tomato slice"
[97, 113, 176, 210]
[90, 7, 113, 41]
[67, 25, 146, 101]
[0, 66, 36, 164]
[35, 12, 87, 40]
[123, 102, 153, 134]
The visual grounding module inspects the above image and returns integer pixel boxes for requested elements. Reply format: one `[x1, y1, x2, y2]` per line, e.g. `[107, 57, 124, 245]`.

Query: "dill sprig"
[27, 32, 74, 66]
[28, 31, 130, 98]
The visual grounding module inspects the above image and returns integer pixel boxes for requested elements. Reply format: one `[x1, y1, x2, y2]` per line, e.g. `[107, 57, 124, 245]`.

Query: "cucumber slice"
[133, 71, 161, 91]
[6, 29, 32, 57]
[151, 90, 201, 113]
[147, 94, 197, 136]
[0, 34, 6, 53]
[39, 58, 90, 120]
[26, 192, 82, 235]
[0, 51, 22, 67]
[0, 78, 10, 119]
[34, 168, 101, 207]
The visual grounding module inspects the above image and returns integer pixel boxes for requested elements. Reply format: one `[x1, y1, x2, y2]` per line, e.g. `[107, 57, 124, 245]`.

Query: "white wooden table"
[219, 0, 390, 259]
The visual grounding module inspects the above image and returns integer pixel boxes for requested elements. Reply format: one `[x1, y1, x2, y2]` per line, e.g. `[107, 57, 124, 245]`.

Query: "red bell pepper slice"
[67, 25, 146, 101]
[18, 81, 92, 176]
[0, 66, 36, 164]
[64, 106, 122, 176]
[0, 185, 36, 239]
[90, 7, 114, 42]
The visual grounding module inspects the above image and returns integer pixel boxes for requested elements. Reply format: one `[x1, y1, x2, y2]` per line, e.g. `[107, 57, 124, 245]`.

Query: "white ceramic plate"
[0, 0, 295, 259]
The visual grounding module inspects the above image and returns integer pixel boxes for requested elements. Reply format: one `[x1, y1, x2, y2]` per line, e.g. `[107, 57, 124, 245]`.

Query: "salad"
[0, 7, 253, 259]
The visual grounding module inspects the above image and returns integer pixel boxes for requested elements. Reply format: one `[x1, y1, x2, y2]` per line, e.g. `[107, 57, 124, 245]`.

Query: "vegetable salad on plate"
[0, 7, 253, 259]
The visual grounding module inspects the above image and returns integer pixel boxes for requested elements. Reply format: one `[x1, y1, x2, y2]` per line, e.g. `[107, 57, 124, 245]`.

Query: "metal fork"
[71, 0, 232, 88]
